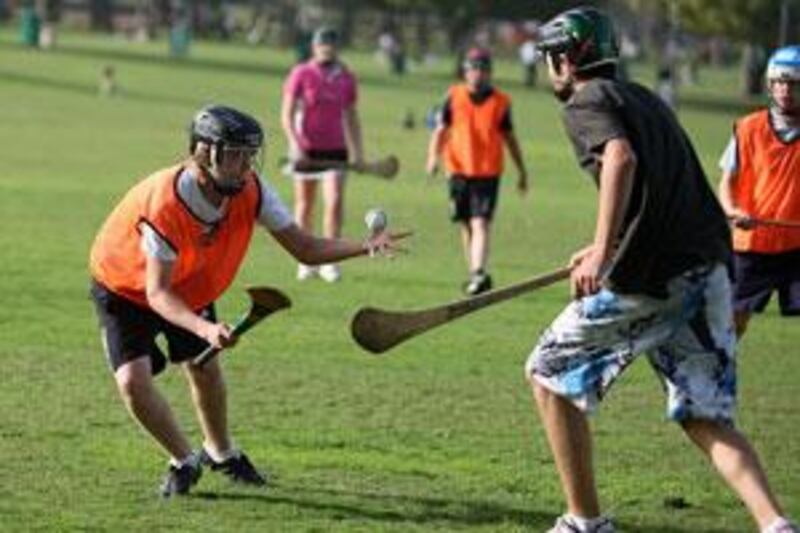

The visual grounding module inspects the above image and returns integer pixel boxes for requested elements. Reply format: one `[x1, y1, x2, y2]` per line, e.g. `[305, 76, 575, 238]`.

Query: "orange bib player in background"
[88, 105, 406, 499]
[718, 45, 800, 338]
[426, 47, 529, 295]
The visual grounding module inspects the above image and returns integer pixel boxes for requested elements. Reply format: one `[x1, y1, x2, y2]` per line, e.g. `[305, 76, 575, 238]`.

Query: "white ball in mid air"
[364, 208, 388, 234]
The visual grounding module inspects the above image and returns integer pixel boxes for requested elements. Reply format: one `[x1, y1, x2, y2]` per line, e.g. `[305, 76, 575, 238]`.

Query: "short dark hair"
[575, 63, 618, 81]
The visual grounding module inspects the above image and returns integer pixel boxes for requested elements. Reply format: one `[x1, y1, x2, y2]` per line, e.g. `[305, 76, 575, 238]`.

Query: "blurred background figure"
[426, 47, 529, 296]
[718, 45, 800, 339]
[168, 1, 191, 58]
[282, 26, 364, 283]
[98, 64, 117, 97]
[18, 1, 40, 47]
[655, 64, 677, 109]
[378, 25, 406, 76]
[519, 38, 538, 88]
[518, 20, 540, 88]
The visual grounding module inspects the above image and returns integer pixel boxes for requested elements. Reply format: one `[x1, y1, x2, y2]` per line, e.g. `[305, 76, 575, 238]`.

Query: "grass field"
[0, 28, 797, 532]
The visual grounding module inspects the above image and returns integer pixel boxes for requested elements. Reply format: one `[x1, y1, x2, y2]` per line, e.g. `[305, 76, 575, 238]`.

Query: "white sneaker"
[296, 264, 317, 281]
[319, 264, 341, 283]
[763, 518, 800, 533]
[548, 514, 615, 533]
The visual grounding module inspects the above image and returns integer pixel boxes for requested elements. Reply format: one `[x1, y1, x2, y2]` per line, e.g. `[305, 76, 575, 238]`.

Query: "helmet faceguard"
[537, 6, 619, 74]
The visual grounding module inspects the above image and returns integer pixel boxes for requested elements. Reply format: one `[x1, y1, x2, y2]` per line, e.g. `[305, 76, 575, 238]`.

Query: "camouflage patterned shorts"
[525, 264, 737, 425]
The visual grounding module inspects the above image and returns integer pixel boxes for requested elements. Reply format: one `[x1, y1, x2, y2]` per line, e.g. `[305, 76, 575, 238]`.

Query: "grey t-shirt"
[562, 78, 731, 295]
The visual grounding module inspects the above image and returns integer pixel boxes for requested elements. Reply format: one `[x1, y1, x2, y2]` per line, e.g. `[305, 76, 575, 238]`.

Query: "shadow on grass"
[191, 486, 732, 532]
[0, 41, 410, 91]
[0, 67, 198, 107]
[193, 486, 550, 528]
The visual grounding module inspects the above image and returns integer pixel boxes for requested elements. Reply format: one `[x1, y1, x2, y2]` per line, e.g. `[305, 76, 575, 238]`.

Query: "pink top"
[283, 61, 358, 151]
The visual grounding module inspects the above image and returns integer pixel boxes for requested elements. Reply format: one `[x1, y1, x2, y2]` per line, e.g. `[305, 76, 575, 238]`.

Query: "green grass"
[0, 29, 797, 532]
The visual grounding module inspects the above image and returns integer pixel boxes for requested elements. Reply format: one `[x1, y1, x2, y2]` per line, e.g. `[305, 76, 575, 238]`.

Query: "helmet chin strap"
[211, 179, 245, 197]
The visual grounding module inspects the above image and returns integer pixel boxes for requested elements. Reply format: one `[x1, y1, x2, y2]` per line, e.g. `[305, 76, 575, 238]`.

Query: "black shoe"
[199, 448, 267, 486]
[464, 271, 493, 296]
[160, 462, 202, 498]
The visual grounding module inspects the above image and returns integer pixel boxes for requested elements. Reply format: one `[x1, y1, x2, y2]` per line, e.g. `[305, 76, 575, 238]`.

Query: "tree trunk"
[89, 0, 114, 32]
[413, 8, 429, 61]
[741, 43, 766, 97]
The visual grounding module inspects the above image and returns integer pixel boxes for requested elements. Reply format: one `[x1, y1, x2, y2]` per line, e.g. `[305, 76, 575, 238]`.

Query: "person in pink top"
[281, 26, 365, 282]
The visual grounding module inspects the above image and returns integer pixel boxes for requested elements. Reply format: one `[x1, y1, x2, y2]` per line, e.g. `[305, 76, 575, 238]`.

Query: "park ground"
[0, 30, 797, 532]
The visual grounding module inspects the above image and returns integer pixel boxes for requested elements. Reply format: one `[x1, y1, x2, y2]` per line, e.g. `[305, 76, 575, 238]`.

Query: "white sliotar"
[364, 208, 388, 235]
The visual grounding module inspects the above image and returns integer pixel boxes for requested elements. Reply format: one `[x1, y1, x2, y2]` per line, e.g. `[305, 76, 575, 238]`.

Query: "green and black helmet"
[537, 6, 619, 73]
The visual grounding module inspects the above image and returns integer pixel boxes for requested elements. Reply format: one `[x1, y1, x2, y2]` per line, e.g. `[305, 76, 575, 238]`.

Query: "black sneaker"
[199, 448, 267, 486]
[160, 462, 202, 498]
[464, 271, 493, 296]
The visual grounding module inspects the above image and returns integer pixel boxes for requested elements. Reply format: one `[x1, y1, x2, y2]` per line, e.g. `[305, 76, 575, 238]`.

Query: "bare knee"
[530, 377, 554, 409]
[114, 360, 154, 405]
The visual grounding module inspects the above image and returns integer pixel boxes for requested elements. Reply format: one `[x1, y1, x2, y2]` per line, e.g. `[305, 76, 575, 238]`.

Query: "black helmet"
[537, 6, 619, 73]
[189, 105, 263, 153]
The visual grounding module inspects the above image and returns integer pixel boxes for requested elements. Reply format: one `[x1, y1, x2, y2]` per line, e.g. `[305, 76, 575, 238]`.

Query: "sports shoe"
[199, 448, 267, 486]
[160, 462, 202, 498]
[547, 514, 615, 533]
[297, 264, 318, 281]
[464, 271, 493, 296]
[319, 263, 341, 283]
[763, 518, 800, 533]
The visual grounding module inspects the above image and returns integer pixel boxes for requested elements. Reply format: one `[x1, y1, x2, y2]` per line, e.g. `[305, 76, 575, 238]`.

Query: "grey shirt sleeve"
[139, 221, 178, 262]
[718, 135, 738, 173]
[257, 177, 293, 231]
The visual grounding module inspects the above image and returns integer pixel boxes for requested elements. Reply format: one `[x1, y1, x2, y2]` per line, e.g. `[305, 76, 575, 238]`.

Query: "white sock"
[567, 514, 609, 532]
[203, 442, 240, 463]
[763, 517, 795, 533]
[169, 452, 199, 469]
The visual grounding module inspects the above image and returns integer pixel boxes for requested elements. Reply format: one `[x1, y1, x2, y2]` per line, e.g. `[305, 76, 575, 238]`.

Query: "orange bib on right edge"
[733, 110, 800, 253]
[443, 85, 510, 178]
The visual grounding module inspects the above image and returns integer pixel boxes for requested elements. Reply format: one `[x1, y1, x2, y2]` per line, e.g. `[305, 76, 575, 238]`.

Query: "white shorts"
[286, 146, 348, 182]
[525, 263, 737, 425]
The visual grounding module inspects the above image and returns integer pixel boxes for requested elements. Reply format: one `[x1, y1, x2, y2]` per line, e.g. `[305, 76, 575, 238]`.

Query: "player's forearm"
[345, 110, 364, 161]
[505, 133, 527, 175]
[280, 98, 302, 149]
[594, 140, 636, 260]
[427, 128, 445, 163]
[717, 170, 740, 215]
[272, 224, 367, 265]
[306, 236, 368, 264]
[147, 287, 210, 337]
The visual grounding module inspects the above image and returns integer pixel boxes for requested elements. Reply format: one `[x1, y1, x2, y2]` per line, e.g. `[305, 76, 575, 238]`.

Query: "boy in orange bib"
[90, 105, 404, 498]
[426, 47, 529, 295]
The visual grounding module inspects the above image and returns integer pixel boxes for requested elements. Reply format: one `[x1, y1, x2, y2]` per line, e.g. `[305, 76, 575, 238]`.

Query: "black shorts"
[90, 280, 215, 375]
[732, 250, 800, 315]
[449, 176, 500, 223]
[307, 149, 349, 172]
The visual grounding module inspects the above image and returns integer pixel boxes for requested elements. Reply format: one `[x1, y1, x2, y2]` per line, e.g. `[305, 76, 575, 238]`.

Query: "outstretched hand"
[365, 230, 413, 258]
